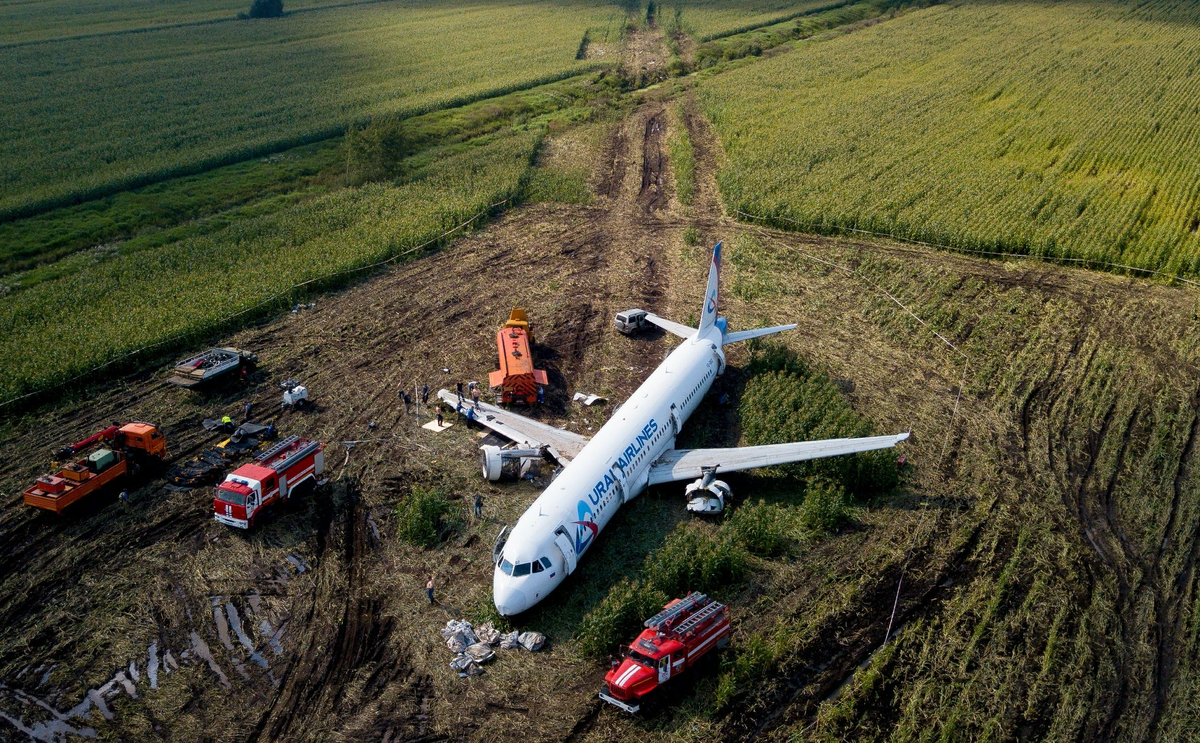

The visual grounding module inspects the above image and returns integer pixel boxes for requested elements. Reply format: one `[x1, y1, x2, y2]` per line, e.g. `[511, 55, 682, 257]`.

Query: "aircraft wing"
[435, 390, 589, 464]
[645, 313, 696, 339]
[647, 432, 910, 485]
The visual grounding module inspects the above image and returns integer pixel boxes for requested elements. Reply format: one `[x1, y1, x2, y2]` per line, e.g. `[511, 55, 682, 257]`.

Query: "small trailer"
[169, 348, 257, 388]
[613, 309, 648, 335]
[600, 592, 731, 713]
[213, 435, 325, 529]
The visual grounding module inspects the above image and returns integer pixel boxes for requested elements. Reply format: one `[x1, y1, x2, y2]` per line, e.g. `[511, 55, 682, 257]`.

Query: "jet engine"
[685, 477, 731, 514]
[480, 445, 543, 482]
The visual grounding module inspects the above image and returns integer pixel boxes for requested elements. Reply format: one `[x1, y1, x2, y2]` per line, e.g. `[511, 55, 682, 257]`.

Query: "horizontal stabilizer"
[645, 313, 696, 339]
[722, 324, 797, 345]
[648, 432, 910, 485]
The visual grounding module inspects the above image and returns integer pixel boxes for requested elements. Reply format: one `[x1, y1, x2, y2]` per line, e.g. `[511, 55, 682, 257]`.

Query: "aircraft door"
[553, 529, 578, 574]
[610, 463, 629, 505]
[668, 403, 682, 438]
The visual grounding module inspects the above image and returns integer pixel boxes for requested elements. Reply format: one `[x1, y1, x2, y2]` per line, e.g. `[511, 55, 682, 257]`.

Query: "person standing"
[403, 391, 412, 412]
[426, 575, 435, 604]
[436, 411, 444, 428]
[456, 381, 464, 401]
[421, 385, 430, 404]
[242, 400, 253, 422]
[473, 494, 483, 519]
[119, 490, 129, 508]
[472, 388, 481, 410]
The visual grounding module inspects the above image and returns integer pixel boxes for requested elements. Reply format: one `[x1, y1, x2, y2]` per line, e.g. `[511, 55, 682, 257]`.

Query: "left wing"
[436, 390, 589, 464]
[648, 432, 909, 485]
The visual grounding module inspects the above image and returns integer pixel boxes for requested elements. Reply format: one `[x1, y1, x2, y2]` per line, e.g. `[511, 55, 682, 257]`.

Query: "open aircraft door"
[554, 528, 578, 574]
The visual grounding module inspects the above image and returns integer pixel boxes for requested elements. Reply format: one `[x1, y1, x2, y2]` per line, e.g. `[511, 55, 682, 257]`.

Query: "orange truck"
[489, 308, 548, 404]
[24, 422, 167, 514]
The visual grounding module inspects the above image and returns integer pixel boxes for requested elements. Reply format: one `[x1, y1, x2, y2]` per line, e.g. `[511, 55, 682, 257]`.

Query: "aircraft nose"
[494, 587, 528, 616]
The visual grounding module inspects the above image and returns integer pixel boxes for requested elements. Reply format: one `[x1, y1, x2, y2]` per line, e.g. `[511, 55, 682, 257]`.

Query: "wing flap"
[436, 390, 589, 463]
[648, 432, 909, 485]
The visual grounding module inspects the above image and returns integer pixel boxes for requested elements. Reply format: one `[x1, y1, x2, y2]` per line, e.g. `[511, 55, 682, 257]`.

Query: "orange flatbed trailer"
[23, 422, 166, 514]
[489, 308, 548, 404]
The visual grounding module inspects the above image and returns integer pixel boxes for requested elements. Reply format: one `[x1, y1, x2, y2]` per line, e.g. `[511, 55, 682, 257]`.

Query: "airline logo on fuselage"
[572, 418, 659, 555]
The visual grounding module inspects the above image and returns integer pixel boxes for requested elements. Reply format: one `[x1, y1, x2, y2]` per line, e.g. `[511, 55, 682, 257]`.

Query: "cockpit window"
[531, 560, 543, 573]
[539, 556, 552, 568]
[499, 559, 514, 575]
[513, 562, 531, 577]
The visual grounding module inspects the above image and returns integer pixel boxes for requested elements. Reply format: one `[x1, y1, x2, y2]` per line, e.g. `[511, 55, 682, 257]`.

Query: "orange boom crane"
[24, 422, 167, 514]
[489, 308, 548, 404]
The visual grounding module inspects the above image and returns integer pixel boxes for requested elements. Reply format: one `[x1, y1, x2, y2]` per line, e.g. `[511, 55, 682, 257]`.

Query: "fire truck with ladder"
[600, 592, 731, 713]
[213, 435, 325, 529]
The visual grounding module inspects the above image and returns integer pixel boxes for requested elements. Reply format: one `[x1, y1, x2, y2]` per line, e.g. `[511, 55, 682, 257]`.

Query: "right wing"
[645, 313, 696, 339]
[436, 390, 589, 464]
[648, 432, 909, 485]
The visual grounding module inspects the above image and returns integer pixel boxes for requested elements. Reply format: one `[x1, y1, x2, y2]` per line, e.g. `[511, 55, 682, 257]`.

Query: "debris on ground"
[572, 392, 607, 406]
[440, 619, 542, 676]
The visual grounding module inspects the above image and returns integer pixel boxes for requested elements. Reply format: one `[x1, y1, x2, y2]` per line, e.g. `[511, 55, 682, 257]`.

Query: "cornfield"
[699, 0, 1200, 276]
[0, 0, 615, 221]
[0, 130, 540, 401]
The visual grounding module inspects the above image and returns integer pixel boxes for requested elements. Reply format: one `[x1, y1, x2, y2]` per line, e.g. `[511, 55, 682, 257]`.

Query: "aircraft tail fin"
[697, 242, 721, 337]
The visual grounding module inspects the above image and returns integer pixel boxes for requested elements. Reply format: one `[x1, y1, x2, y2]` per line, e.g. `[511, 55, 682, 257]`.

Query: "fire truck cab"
[214, 436, 325, 529]
[600, 592, 731, 713]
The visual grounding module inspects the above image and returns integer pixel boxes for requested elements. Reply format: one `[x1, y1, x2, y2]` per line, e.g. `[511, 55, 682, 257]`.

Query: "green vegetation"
[670, 0, 849, 41]
[396, 486, 462, 548]
[668, 103, 696, 205]
[700, 0, 1200, 276]
[0, 0, 614, 221]
[0, 73, 617, 276]
[0, 0, 334, 45]
[0, 130, 540, 401]
[692, 0, 893, 68]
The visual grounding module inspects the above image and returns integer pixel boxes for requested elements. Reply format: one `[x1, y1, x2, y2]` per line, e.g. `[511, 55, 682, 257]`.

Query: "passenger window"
[513, 562, 531, 577]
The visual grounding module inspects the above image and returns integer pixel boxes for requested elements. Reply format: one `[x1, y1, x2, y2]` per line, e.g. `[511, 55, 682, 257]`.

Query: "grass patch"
[396, 485, 463, 548]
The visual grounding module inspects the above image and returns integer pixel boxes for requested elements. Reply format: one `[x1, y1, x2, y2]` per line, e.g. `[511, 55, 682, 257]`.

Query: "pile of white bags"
[439, 618, 544, 676]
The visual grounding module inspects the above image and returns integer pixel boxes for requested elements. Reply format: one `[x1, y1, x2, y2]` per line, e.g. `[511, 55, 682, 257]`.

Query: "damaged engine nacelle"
[480, 445, 543, 482]
[685, 478, 731, 514]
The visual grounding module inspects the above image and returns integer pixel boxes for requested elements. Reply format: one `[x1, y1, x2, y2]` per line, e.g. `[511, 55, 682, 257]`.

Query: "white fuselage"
[493, 329, 725, 615]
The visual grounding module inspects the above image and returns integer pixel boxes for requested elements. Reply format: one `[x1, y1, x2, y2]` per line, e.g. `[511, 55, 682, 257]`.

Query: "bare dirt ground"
[2, 85, 1200, 742]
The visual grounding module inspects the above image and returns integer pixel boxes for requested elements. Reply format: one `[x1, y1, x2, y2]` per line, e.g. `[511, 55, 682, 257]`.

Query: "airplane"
[437, 242, 910, 616]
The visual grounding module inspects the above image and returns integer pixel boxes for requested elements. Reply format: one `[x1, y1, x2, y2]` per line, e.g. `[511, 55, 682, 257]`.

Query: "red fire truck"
[213, 436, 325, 529]
[600, 592, 731, 713]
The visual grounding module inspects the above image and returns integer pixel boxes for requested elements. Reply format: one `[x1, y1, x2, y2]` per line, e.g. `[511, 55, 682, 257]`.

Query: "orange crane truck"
[600, 592, 731, 713]
[489, 308, 548, 404]
[24, 422, 167, 514]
